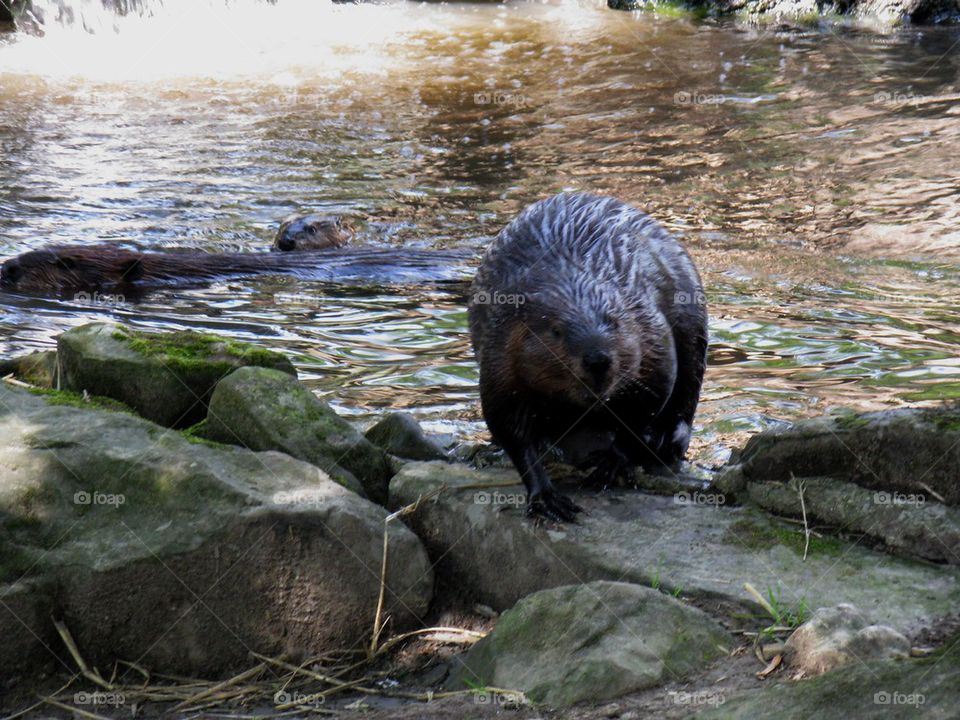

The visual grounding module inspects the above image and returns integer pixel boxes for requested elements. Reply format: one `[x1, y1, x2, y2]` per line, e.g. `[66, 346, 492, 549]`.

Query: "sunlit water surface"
[2, 0, 960, 464]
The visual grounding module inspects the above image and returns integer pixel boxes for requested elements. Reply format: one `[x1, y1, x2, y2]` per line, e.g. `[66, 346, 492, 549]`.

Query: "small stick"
[918, 482, 946, 504]
[54, 619, 113, 689]
[794, 477, 811, 561]
[173, 663, 267, 710]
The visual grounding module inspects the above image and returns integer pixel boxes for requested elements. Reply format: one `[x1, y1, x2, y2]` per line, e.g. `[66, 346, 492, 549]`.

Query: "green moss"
[923, 408, 960, 432]
[113, 328, 285, 373]
[180, 419, 229, 448]
[26, 387, 134, 415]
[834, 413, 871, 430]
[724, 517, 844, 557]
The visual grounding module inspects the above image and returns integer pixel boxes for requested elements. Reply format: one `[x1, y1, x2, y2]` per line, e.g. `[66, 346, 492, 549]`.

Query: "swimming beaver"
[469, 192, 708, 522]
[0, 243, 473, 296]
[273, 213, 351, 251]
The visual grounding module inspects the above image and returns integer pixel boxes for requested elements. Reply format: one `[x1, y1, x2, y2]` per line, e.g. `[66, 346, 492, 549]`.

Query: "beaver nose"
[276, 235, 296, 251]
[583, 350, 612, 385]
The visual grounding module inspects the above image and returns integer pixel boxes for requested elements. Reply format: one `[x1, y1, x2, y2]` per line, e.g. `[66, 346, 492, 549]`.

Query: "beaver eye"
[307, 226, 317, 234]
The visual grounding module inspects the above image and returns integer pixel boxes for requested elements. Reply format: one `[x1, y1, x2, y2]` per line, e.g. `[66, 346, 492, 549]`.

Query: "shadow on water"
[1, 0, 960, 461]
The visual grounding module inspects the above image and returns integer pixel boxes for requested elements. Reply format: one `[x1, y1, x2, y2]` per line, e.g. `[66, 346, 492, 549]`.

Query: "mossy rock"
[0, 351, 58, 388]
[206, 366, 392, 503]
[740, 406, 960, 506]
[0, 383, 432, 676]
[448, 581, 731, 707]
[696, 631, 960, 719]
[57, 323, 295, 428]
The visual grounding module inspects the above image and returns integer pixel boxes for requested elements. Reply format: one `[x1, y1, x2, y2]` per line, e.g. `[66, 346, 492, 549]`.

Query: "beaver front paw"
[584, 446, 636, 490]
[527, 487, 582, 523]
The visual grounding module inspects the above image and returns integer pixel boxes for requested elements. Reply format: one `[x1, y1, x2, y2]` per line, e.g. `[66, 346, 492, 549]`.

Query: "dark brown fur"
[468, 192, 708, 522]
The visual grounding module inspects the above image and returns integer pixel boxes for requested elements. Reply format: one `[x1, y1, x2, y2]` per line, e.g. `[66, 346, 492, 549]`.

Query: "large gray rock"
[206, 366, 393, 504]
[732, 406, 960, 564]
[448, 581, 731, 707]
[389, 462, 960, 634]
[696, 632, 960, 719]
[0, 383, 432, 676]
[739, 407, 960, 505]
[57, 323, 295, 428]
[784, 604, 911, 677]
[745, 475, 960, 565]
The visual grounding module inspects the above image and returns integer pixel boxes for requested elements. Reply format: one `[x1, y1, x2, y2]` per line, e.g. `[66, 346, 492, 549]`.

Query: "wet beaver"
[0, 243, 473, 296]
[468, 192, 708, 522]
[273, 213, 351, 251]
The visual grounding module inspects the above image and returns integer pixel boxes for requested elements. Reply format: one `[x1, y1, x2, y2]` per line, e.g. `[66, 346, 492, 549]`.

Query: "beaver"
[273, 214, 351, 252]
[0, 243, 474, 296]
[468, 192, 708, 522]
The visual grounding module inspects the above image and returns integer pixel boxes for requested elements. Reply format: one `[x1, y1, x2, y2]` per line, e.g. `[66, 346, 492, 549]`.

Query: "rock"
[0, 351, 57, 388]
[57, 323, 295, 428]
[0, 383, 432, 676]
[389, 462, 960, 634]
[206, 366, 393, 504]
[784, 604, 911, 677]
[365, 412, 448, 462]
[696, 631, 960, 719]
[448, 581, 730, 707]
[740, 407, 960, 506]
[745, 475, 960, 564]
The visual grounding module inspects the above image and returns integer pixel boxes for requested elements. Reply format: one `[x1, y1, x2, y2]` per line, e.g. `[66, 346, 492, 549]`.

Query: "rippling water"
[2, 0, 960, 463]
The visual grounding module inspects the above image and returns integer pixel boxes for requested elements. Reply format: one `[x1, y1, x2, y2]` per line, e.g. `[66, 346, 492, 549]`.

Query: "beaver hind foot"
[528, 484, 583, 523]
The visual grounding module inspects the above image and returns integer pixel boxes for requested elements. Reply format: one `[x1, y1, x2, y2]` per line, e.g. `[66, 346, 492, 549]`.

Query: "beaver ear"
[119, 258, 144, 282]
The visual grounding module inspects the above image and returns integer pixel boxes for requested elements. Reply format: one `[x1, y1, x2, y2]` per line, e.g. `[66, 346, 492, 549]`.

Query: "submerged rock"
[57, 323, 295, 428]
[0, 383, 432, 676]
[784, 604, 911, 677]
[607, 0, 960, 24]
[448, 581, 730, 707]
[206, 366, 393, 503]
[365, 412, 449, 462]
[389, 461, 960, 634]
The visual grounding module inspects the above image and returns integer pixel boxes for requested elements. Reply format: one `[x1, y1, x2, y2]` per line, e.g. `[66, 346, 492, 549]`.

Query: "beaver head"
[505, 284, 644, 408]
[0, 247, 143, 294]
[273, 214, 351, 252]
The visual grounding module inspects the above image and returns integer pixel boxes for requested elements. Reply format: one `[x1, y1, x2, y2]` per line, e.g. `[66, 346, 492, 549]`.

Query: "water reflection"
[1, 0, 960, 462]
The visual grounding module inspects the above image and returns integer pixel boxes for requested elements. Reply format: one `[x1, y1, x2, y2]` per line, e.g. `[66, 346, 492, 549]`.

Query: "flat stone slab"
[390, 462, 960, 634]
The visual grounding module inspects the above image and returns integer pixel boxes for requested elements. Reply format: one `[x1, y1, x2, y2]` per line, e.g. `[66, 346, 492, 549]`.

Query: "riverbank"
[1, 322, 957, 718]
